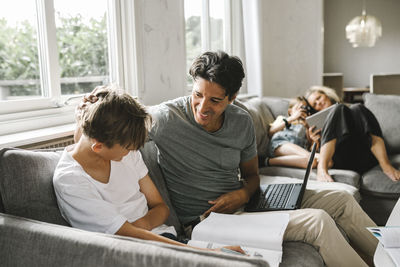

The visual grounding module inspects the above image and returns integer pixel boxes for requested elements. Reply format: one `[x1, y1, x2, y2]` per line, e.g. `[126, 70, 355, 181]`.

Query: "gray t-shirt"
[149, 96, 257, 224]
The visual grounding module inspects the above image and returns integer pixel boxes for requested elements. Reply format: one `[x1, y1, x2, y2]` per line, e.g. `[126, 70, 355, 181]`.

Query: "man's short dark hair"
[189, 51, 245, 100]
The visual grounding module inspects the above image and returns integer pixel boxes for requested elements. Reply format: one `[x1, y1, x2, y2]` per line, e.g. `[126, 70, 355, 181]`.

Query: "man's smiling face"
[191, 77, 235, 132]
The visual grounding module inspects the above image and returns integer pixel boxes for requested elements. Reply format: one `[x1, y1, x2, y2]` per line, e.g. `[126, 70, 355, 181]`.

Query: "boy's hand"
[216, 246, 247, 255]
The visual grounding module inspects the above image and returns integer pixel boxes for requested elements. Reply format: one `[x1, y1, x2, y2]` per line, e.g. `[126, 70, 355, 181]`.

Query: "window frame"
[0, 0, 138, 136]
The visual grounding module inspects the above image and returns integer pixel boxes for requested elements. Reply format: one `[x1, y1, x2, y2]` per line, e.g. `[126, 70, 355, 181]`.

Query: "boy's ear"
[91, 141, 103, 153]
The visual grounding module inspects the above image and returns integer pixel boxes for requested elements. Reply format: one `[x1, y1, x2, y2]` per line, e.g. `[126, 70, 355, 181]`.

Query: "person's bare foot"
[317, 165, 334, 182]
[382, 165, 400, 182]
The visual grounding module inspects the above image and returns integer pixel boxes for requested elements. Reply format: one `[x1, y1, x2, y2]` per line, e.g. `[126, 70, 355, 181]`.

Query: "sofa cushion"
[281, 241, 323, 266]
[259, 97, 290, 119]
[259, 175, 361, 202]
[241, 98, 276, 158]
[259, 166, 361, 189]
[360, 154, 400, 198]
[0, 148, 69, 226]
[140, 141, 182, 235]
[363, 93, 400, 154]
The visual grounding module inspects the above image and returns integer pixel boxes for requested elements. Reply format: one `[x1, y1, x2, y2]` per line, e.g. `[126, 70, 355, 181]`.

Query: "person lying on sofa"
[81, 51, 378, 266]
[305, 86, 400, 182]
[265, 96, 324, 169]
[53, 87, 244, 254]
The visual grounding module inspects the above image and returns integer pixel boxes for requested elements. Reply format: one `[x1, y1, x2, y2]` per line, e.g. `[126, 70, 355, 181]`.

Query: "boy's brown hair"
[79, 86, 151, 149]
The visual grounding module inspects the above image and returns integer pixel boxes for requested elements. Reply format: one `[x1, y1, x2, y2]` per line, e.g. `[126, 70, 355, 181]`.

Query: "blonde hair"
[305, 86, 341, 104]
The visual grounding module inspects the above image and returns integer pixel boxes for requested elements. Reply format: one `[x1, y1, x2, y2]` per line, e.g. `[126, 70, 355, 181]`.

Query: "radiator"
[18, 135, 75, 150]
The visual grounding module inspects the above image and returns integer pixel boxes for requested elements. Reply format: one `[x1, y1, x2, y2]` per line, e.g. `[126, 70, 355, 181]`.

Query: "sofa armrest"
[0, 213, 268, 267]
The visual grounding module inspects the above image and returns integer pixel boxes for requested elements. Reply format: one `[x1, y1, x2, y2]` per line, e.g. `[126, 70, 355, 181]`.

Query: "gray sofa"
[0, 146, 322, 266]
[238, 93, 400, 226]
[1, 92, 398, 266]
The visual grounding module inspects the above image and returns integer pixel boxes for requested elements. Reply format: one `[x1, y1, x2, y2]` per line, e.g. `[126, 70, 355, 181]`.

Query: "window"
[0, 0, 42, 101]
[184, 0, 232, 85]
[0, 0, 137, 136]
[54, 0, 109, 96]
[0, 0, 109, 106]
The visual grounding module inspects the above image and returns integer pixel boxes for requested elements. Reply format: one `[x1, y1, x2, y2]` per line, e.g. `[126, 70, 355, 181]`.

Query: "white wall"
[134, 0, 324, 103]
[135, 0, 187, 105]
[260, 0, 324, 98]
[324, 0, 400, 88]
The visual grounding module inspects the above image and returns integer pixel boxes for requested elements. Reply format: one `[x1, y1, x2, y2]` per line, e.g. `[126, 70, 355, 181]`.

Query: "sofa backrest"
[238, 96, 289, 158]
[363, 93, 400, 154]
[0, 148, 69, 226]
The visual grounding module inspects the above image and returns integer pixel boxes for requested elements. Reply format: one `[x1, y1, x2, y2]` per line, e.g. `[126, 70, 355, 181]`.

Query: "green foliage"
[0, 14, 108, 96]
[57, 13, 108, 78]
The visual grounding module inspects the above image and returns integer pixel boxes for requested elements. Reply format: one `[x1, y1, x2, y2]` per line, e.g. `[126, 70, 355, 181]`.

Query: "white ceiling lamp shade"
[345, 0, 382, 48]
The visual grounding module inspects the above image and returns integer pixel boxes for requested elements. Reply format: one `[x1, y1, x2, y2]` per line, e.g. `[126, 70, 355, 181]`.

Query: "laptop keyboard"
[257, 183, 294, 209]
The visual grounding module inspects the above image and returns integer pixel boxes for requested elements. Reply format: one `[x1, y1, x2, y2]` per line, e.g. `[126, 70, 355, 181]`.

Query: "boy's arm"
[131, 174, 170, 231]
[116, 221, 246, 254]
[116, 221, 183, 245]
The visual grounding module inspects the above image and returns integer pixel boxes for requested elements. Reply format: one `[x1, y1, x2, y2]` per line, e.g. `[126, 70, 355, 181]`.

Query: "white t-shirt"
[53, 147, 176, 236]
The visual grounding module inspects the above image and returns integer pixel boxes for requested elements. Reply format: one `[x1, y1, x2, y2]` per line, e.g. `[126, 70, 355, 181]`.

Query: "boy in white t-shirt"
[53, 86, 243, 253]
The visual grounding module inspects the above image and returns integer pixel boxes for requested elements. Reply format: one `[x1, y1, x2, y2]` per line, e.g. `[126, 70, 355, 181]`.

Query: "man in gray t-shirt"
[149, 95, 257, 224]
[149, 51, 260, 226]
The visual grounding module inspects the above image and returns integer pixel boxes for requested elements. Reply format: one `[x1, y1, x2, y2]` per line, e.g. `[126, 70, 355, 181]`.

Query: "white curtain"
[241, 0, 263, 97]
[231, 0, 263, 96]
[233, 0, 324, 98]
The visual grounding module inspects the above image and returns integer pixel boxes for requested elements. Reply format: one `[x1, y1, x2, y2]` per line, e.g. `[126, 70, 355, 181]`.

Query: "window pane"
[0, 1, 42, 101]
[54, 0, 109, 96]
[210, 0, 225, 51]
[184, 0, 202, 84]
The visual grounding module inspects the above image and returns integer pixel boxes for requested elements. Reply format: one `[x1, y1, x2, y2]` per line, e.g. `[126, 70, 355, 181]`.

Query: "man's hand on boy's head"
[74, 90, 101, 122]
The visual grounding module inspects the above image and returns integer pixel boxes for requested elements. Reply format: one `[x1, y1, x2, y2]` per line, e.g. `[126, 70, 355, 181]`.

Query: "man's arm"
[203, 156, 260, 216]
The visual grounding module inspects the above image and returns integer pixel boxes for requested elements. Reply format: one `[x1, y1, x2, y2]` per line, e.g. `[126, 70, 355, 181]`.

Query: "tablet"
[305, 104, 337, 130]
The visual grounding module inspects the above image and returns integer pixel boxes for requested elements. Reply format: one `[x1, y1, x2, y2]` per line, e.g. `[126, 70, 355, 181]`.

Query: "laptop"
[245, 142, 317, 212]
